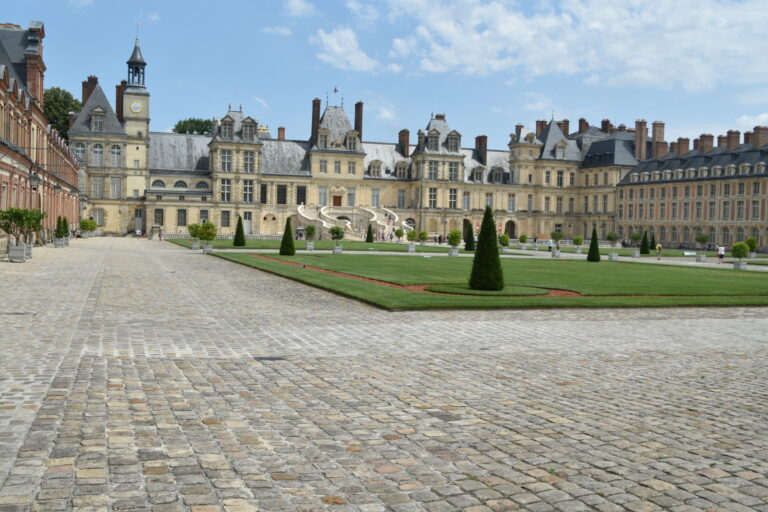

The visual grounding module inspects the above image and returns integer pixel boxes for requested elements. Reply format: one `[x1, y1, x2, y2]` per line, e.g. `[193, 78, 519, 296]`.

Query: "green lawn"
[168, 238, 461, 253]
[510, 245, 766, 258]
[212, 252, 768, 310]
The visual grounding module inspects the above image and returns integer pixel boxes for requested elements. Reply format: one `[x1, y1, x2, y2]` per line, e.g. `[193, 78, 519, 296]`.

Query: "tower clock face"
[130, 101, 142, 113]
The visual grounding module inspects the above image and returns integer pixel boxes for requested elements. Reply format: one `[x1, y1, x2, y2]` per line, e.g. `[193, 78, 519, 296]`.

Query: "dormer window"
[347, 135, 357, 151]
[396, 163, 407, 179]
[242, 123, 254, 141]
[492, 169, 504, 184]
[221, 122, 233, 139]
[428, 133, 439, 151]
[318, 133, 328, 149]
[369, 162, 381, 177]
[555, 141, 566, 160]
[447, 134, 459, 152]
[91, 114, 104, 133]
[472, 168, 483, 182]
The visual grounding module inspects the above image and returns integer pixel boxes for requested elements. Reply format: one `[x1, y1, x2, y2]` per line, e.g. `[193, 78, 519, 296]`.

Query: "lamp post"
[28, 171, 44, 243]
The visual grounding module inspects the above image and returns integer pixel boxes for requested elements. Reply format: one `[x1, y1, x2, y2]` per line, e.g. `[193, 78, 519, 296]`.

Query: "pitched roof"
[582, 137, 639, 168]
[317, 106, 357, 147]
[127, 39, 146, 64]
[260, 139, 310, 176]
[69, 83, 125, 135]
[537, 120, 581, 161]
[149, 132, 210, 171]
[412, 115, 463, 156]
[211, 108, 262, 143]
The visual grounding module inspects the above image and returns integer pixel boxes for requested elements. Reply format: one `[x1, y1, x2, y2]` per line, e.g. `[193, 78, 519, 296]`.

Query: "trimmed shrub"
[329, 225, 345, 245]
[366, 224, 374, 243]
[233, 216, 246, 246]
[187, 223, 200, 239]
[197, 221, 217, 242]
[417, 231, 428, 243]
[279, 218, 295, 255]
[55, 216, 63, 238]
[630, 232, 642, 246]
[550, 231, 564, 244]
[469, 206, 504, 290]
[640, 231, 650, 254]
[695, 233, 709, 246]
[572, 236, 583, 247]
[606, 232, 619, 246]
[518, 234, 528, 244]
[498, 233, 509, 247]
[731, 242, 749, 260]
[745, 237, 758, 252]
[464, 224, 475, 251]
[650, 234, 657, 250]
[79, 218, 97, 232]
[304, 224, 316, 240]
[406, 229, 417, 242]
[587, 227, 601, 262]
[394, 228, 404, 241]
[63, 217, 69, 236]
[447, 229, 462, 247]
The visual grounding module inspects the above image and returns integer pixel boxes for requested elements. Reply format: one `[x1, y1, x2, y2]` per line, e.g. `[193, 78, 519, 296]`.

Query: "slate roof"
[260, 139, 311, 176]
[69, 83, 125, 136]
[412, 115, 463, 156]
[0, 24, 29, 94]
[537, 120, 581, 161]
[317, 106, 357, 147]
[127, 39, 146, 64]
[211, 108, 262, 143]
[581, 136, 639, 169]
[362, 142, 411, 177]
[148, 132, 210, 171]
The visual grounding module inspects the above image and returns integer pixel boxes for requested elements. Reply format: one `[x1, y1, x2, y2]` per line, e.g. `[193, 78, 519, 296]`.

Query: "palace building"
[71, 40, 768, 250]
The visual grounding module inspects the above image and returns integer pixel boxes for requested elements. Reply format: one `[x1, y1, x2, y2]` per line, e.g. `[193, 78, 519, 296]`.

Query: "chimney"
[515, 123, 524, 139]
[535, 120, 546, 138]
[652, 121, 666, 158]
[634, 119, 647, 161]
[744, 131, 753, 145]
[115, 80, 127, 122]
[669, 142, 678, 155]
[601, 119, 612, 133]
[557, 119, 570, 136]
[81, 75, 98, 104]
[717, 135, 728, 147]
[677, 137, 689, 154]
[693, 138, 699, 151]
[578, 117, 589, 134]
[278, 126, 285, 141]
[354, 101, 363, 142]
[310, 98, 321, 146]
[726, 130, 740, 150]
[699, 134, 714, 153]
[399, 129, 410, 157]
[753, 126, 768, 147]
[68, 112, 78, 129]
[618, 124, 627, 132]
[475, 135, 488, 166]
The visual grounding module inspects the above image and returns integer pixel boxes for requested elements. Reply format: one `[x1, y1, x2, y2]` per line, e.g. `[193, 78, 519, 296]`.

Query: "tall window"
[463, 191, 471, 211]
[545, 171, 551, 184]
[556, 171, 563, 187]
[556, 197, 563, 214]
[371, 188, 380, 208]
[447, 135, 459, 152]
[91, 114, 104, 132]
[398, 190, 406, 209]
[428, 133, 438, 151]
[110, 177, 121, 199]
[660, 203, 666, 219]
[695, 202, 702, 219]
[177, 209, 187, 227]
[428, 161, 438, 180]
[449, 162, 459, 181]
[583, 196, 589, 213]
[449, 189, 457, 209]
[220, 150, 232, 171]
[200, 209, 209, 222]
[569, 172, 575, 185]
[221, 122, 233, 139]
[319, 186, 327, 206]
[347, 135, 357, 150]
[752, 200, 760, 220]
[220, 179, 231, 202]
[544, 197, 551, 212]
[319, 134, 328, 149]
[110, 145, 121, 167]
[74, 143, 86, 164]
[297, 186, 307, 205]
[334, 161, 341, 174]
[242, 123, 254, 140]
[602, 195, 608, 213]
[429, 188, 437, 208]
[348, 162, 356, 175]
[568, 197, 574, 214]
[92, 144, 104, 167]
[370, 163, 381, 177]
[221, 210, 230, 227]
[671, 202, 678, 220]
[347, 187, 356, 207]
[737, 200, 744, 219]
[507, 194, 516, 212]
[722, 201, 730, 220]
[320, 160, 327, 173]
[485, 193, 493, 208]
[91, 177, 103, 198]
[244, 151, 254, 173]
[243, 180, 254, 203]
[527, 194, 533, 211]
[277, 185, 287, 205]
[154, 208, 164, 226]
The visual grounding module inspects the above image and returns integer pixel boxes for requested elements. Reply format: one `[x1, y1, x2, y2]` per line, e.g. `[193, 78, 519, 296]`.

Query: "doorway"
[332, 195, 342, 206]
[243, 211, 252, 234]
[505, 220, 516, 238]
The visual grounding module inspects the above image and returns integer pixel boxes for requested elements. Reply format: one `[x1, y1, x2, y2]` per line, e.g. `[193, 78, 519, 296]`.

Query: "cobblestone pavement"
[0, 238, 766, 512]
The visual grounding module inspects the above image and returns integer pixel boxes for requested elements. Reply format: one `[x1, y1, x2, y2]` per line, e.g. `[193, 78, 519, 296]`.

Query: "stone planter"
[520, 244, 528, 250]
[448, 247, 459, 257]
[419, 241, 426, 246]
[733, 261, 748, 270]
[54, 237, 65, 248]
[501, 246, 509, 253]
[608, 253, 619, 261]
[24, 244, 32, 259]
[64, 237, 70, 246]
[749, 252, 757, 259]
[332, 245, 343, 254]
[202, 243, 213, 254]
[408, 243, 416, 254]
[8, 244, 25, 262]
[552, 250, 561, 258]
[575, 247, 582, 254]
[533, 245, 539, 251]
[306, 241, 314, 251]
[631, 249, 640, 258]
[191, 239, 200, 250]
[696, 254, 707, 263]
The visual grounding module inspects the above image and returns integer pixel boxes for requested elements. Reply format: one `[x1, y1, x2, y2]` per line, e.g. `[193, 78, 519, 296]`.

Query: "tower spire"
[127, 37, 147, 86]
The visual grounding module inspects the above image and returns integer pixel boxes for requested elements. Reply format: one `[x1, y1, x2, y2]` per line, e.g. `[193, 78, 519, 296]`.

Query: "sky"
[7, 0, 768, 150]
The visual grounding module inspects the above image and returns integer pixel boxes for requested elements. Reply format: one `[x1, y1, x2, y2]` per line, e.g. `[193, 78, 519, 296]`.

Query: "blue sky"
[8, 0, 768, 149]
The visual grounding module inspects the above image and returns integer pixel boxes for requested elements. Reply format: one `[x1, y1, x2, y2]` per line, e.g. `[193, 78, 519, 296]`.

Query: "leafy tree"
[695, 233, 709, 247]
[469, 206, 504, 290]
[233, 216, 246, 246]
[550, 231, 564, 244]
[394, 228, 404, 242]
[304, 224, 316, 240]
[731, 242, 749, 261]
[630, 232, 642, 246]
[0, 208, 28, 244]
[187, 223, 200, 239]
[587, 227, 601, 262]
[417, 231, 428, 243]
[406, 229, 417, 242]
[519, 234, 528, 244]
[640, 231, 650, 254]
[44, 87, 81, 140]
[464, 224, 475, 251]
[745, 237, 758, 253]
[173, 117, 214, 135]
[79, 219, 97, 232]
[606, 232, 619, 246]
[366, 224, 374, 243]
[197, 221, 217, 242]
[279, 218, 295, 255]
[572, 236, 583, 247]
[498, 233, 509, 247]
[329, 225, 344, 245]
[447, 229, 462, 247]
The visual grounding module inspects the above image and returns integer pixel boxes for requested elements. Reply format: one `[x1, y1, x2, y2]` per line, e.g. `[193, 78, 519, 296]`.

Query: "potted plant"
[572, 235, 584, 254]
[498, 233, 510, 253]
[79, 218, 97, 238]
[329, 225, 344, 253]
[731, 242, 749, 270]
[406, 228, 417, 253]
[550, 231, 564, 257]
[54, 216, 66, 248]
[394, 228, 404, 243]
[304, 224, 316, 251]
[606, 232, 619, 247]
[745, 237, 758, 259]
[448, 229, 462, 256]
[197, 221, 217, 253]
[22, 209, 45, 258]
[695, 234, 709, 262]
[0, 208, 28, 262]
[630, 232, 642, 257]
[417, 231, 428, 246]
[187, 223, 201, 249]
[518, 233, 528, 250]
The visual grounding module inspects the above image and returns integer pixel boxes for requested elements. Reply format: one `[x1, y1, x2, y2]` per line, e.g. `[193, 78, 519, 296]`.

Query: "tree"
[44, 87, 81, 140]
[366, 224, 374, 243]
[650, 233, 656, 250]
[80, 219, 97, 233]
[197, 221, 217, 243]
[406, 229, 417, 242]
[394, 228, 404, 242]
[329, 225, 344, 245]
[469, 206, 504, 290]
[519, 234, 528, 245]
[464, 223, 475, 251]
[695, 233, 709, 248]
[0, 208, 28, 245]
[279, 218, 295, 255]
[606, 232, 619, 246]
[745, 237, 758, 253]
[304, 224, 316, 240]
[731, 242, 749, 261]
[187, 223, 200, 239]
[417, 231, 428, 243]
[233, 216, 246, 246]
[63, 217, 70, 237]
[572, 236, 584, 248]
[55, 216, 63, 238]
[640, 231, 650, 254]
[587, 227, 601, 262]
[447, 229, 462, 248]
[498, 234, 509, 247]
[550, 231, 564, 244]
[173, 118, 214, 135]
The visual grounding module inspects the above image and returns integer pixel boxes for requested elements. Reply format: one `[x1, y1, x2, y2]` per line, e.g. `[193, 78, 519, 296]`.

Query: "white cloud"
[376, 106, 396, 120]
[310, 28, 380, 72]
[252, 96, 271, 110]
[736, 113, 768, 130]
[522, 92, 554, 114]
[285, 0, 316, 17]
[262, 26, 292, 36]
[379, 0, 768, 90]
[347, 1, 380, 21]
[68, 0, 93, 8]
[143, 12, 160, 23]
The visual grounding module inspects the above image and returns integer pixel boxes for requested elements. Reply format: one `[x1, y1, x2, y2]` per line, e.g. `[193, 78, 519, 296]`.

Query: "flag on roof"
[333, 86, 338, 93]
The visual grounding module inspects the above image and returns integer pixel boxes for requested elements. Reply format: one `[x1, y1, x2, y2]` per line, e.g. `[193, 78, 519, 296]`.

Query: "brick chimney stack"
[744, 131, 753, 145]
[475, 135, 488, 165]
[618, 124, 627, 132]
[726, 130, 740, 150]
[717, 135, 727, 147]
[601, 119, 612, 133]
[399, 129, 410, 157]
[634, 119, 648, 161]
[578, 117, 589, 134]
[354, 101, 363, 142]
[115, 80, 127, 122]
[651, 121, 667, 158]
[81, 75, 98, 104]
[535, 120, 546, 138]
[557, 119, 570, 136]
[310, 98, 321, 146]
[278, 126, 285, 141]
[677, 137, 689, 154]
[514, 124, 524, 140]
[693, 138, 699, 151]
[699, 134, 714, 153]
[753, 126, 768, 147]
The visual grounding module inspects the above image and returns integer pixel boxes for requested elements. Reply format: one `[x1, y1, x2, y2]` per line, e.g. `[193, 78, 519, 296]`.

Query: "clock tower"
[122, 38, 150, 138]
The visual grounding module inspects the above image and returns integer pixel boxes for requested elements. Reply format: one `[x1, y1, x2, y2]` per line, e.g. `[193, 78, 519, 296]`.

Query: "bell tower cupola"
[127, 38, 146, 86]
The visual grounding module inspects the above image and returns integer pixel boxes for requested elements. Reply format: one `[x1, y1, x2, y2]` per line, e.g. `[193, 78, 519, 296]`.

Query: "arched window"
[110, 145, 121, 167]
[736, 228, 745, 242]
[195, 181, 209, 189]
[683, 227, 690, 242]
[709, 227, 716, 245]
[671, 227, 678, 241]
[73, 143, 85, 164]
[173, 180, 188, 188]
[151, 180, 166, 188]
[660, 227, 666, 242]
[91, 144, 103, 167]
[722, 228, 730, 245]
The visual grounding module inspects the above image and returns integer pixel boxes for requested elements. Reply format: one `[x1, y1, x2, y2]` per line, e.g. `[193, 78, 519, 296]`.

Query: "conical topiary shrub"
[469, 206, 504, 290]
[55, 216, 63, 238]
[587, 227, 601, 262]
[366, 224, 374, 243]
[233, 216, 246, 246]
[464, 223, 475, 251]
[279, 218, 295, 255]
[640, 231, 650, 254]
[650, 234, 656, 251]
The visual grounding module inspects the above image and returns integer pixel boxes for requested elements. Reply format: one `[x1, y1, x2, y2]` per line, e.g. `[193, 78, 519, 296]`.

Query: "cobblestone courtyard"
[0, 238, 766, 512]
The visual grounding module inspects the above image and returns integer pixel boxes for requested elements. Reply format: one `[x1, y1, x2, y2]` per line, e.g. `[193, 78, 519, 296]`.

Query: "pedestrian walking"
[717, 245, 725, 264]
[158, 227, 163, 241]
[655, 243, 662, 260]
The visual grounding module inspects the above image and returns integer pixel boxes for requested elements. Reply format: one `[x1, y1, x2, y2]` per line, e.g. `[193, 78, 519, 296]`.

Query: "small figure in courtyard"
[717, 245, 725, 264]
[655, 243, 662, 260]
[158, 227, 162, 241]
[547, 239, 553, 252]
